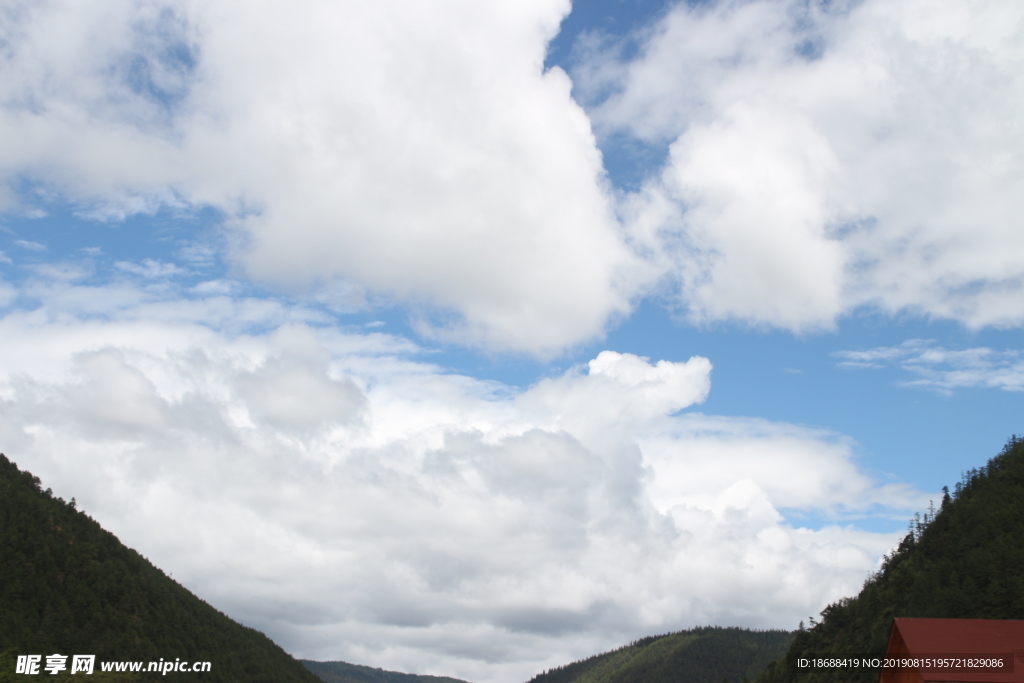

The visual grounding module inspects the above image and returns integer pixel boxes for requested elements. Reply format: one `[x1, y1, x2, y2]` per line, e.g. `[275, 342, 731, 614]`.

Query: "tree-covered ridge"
[302, 659, 472, 683]
[0, 453, 321, 683]
[757, 436, 1024, 683]
[525, 626, 794, 683]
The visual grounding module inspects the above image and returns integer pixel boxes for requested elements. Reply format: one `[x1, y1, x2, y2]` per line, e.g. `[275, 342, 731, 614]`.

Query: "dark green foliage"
[757, 436, 1024, 683]
[0, 453, 321, 683]
[525, 626, 794, 683]
[302, 659, 471, 683]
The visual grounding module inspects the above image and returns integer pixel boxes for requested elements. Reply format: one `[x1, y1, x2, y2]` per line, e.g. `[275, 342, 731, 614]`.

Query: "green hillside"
[0, 453, 321, 683]
[525, 627, 794, 683]
[757, 435, 1024, 683]
[302, 659, 471, 683]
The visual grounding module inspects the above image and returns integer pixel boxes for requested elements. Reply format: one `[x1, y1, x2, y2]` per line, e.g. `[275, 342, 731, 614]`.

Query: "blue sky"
[1, 0, 1023, 681]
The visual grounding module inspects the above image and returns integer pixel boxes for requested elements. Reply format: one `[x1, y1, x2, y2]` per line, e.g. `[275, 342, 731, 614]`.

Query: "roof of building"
[886, 618, 1024, 683]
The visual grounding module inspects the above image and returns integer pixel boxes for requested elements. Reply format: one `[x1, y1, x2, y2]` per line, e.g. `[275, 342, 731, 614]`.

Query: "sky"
[1, 0, 1023, 680]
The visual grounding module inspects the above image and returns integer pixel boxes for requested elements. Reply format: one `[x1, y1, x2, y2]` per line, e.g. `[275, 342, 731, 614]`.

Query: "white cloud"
[640, 414, 914, 515]
[115, 258, 184, 278]
[581, 0, 1024, 331]
[836, 339, 1024, 393]
[0, 273, 914, 683]
[0, 0, 644, 355]
[14, 239, 47, 251]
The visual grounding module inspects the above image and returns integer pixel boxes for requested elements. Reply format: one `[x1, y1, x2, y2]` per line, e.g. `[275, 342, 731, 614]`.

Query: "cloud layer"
[837, 339, 1024, 393]
[0, 0, 638, 354]
[6, 0, 1024, 356]
[3, 0, 1024, 359]
[581, 0, 1024, 331]
[0, 263, 912, 683]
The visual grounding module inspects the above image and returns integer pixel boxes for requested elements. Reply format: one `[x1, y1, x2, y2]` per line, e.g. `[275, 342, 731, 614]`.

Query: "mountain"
[0, 452, 321, 683]
[302, 659, 472, 683]
[525, 626, 794, 683]
[757, 435, 1024, 683]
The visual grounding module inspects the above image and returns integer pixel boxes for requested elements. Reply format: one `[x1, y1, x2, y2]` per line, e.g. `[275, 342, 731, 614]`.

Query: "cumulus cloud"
[579, 0, 1024, 331]
[0, 269, 915, 683]
[6, 0, 1023, 351]
[0, 0, 646, 354]
[836, 339, 1024, 393]
[639, 414, 912, 515]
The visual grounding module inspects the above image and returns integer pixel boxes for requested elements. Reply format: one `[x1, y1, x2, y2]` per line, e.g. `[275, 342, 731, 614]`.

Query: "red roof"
[886, 618, 1024, 683]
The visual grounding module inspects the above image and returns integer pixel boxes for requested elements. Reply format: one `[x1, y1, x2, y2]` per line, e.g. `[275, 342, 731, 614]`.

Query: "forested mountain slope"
[757, 436, 1024, 683]
[0, 453, 321, 683]
[302, 659, 471, 683]
[525, 626, 794, 683]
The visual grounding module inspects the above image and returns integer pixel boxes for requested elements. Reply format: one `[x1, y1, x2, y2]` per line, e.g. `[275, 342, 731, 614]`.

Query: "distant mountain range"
[302, 659, 471, 683]
[525, 627, 793, 683]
